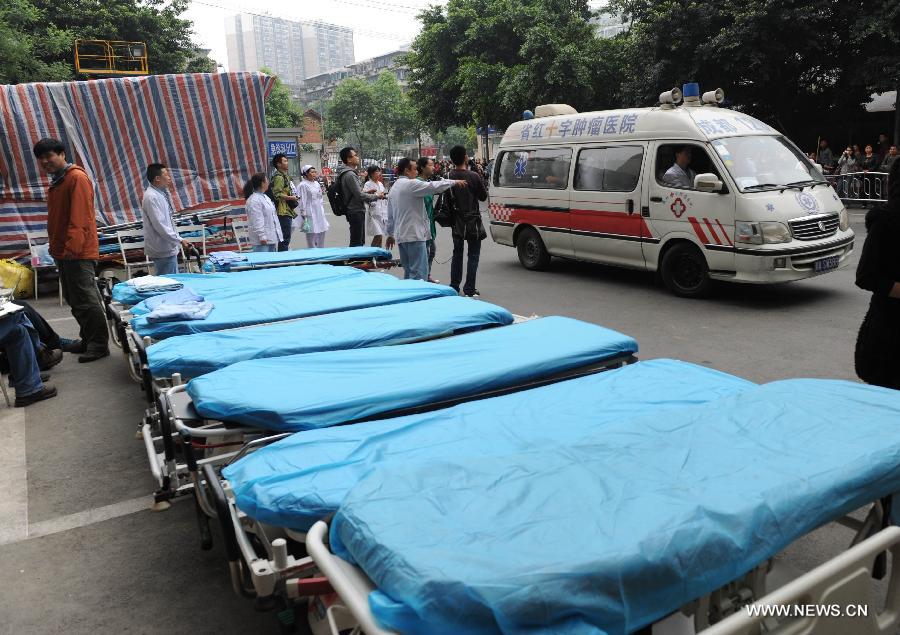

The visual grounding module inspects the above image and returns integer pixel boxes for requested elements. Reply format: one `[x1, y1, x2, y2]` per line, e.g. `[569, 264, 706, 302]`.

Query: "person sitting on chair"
[0, 308, 58, 406]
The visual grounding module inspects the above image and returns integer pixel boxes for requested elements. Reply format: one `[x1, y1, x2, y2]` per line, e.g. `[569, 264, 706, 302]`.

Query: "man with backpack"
[448, 145, 488, 297]
[333, 147, 384, 247]
[269, 153, 298, 251]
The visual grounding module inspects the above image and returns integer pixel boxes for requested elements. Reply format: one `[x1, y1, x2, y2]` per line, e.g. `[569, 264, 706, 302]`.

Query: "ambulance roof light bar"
[659, 87, 683, 109]
[702, 88, 726, 106]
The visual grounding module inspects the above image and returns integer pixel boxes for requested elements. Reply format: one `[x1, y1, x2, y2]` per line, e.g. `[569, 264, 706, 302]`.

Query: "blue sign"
[268, 141, 297, 158]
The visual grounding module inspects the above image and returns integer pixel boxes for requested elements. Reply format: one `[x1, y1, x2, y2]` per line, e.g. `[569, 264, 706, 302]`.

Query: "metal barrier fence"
[825, 171, 889, 205]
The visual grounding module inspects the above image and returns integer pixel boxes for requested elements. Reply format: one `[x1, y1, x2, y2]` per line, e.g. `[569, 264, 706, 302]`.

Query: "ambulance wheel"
[660, 243, 711, 298]
[517, 227, 551, 271]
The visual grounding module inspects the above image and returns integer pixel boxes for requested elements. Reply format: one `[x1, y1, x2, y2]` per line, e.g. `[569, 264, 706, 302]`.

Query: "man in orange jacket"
[32, 138, 109, 362]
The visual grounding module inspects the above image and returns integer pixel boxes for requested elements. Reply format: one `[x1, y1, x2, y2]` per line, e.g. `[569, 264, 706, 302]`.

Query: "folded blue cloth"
[146, 301, 214, 323]
[139, 287, 205, 313]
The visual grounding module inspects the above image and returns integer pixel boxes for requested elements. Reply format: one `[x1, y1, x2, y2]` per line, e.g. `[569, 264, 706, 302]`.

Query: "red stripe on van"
[702, 218, 722, 245]
[570, 209, 643, 237]
[715, 219, 734, 246]
[688, 216, 710, 243]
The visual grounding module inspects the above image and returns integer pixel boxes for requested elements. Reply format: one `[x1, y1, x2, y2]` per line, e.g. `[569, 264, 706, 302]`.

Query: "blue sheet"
[223, 359, 753, 531]
[132, 273, 455, 339]
[112, 264, 363, 306]
[148, 296, 514, 378]
[202, 246, 393, 271]
[331, 379, 900, 635]
[188, 316, 637, 431]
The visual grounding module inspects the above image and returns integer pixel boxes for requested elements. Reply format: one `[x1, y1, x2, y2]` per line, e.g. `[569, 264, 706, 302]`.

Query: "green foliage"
[325, 72, 418, 163]
[405, 0, 618, 130]
[261, 67, 305, 130]
[1, 0, 210, 84]
[184, 51, 218, 74]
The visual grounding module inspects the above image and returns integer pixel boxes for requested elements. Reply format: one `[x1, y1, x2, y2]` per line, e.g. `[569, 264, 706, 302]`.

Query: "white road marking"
[46, 317, 76, 323]
[0, 408, 28, 545]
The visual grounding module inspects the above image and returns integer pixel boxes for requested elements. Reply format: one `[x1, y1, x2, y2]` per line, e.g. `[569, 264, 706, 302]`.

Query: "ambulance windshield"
[711, 136, 827, 192]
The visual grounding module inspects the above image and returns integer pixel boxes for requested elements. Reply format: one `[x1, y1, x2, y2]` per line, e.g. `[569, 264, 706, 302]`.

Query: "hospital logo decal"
[670, 197, 687, 218]
[514, 154, 528, 178]
[795, 191, 820, 215]
[489, 202, 512, 222]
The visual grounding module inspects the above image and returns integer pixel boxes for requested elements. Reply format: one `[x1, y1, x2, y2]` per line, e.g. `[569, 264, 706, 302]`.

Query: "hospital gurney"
[309, 379, 900, 635]
[202, 246, 396, 272]
[202, 359, 750, 618]
[166, 317, 635, 515]
[138, 296, 515, 505]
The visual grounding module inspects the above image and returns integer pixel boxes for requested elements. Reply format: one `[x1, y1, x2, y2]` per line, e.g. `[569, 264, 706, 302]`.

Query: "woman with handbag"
[296, 165, 329, 248]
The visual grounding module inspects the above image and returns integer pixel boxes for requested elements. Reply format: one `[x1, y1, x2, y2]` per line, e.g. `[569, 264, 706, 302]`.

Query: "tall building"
[225, 14, 355, 90]
[302, 46, 410, 104]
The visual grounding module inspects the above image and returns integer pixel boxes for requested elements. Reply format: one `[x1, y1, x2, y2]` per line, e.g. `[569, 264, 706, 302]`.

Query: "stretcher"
[202, 246, 395, 272]
[164, 317, 635, 513]
[130, 272, 456, 340]
[203, 360, 749, 616]
[312, 378, 900, 635]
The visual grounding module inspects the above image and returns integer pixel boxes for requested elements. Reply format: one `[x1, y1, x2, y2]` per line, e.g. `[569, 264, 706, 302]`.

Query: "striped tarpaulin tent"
[0, 72, 274, 258]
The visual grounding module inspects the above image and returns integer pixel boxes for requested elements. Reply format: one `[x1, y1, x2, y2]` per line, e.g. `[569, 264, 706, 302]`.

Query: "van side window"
[497, 148, 572, 190]
[655, 144, 722, 190]
[574, 146, 643, 192]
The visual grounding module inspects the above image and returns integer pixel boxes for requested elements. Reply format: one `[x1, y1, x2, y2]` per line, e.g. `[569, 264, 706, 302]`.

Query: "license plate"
[814, 255, 840, 272]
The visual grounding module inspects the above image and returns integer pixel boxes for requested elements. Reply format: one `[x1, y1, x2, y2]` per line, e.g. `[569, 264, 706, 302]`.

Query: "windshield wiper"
[786, 179, 827, 190]
[744, 183, 785, 191]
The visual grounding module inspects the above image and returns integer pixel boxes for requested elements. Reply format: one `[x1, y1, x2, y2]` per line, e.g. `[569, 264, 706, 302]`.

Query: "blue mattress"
[223, 359, 753, 531]
[188, 316, 637, 432]
[132, 273, 456, 340]
[148, 296, 514, 378]
[331, 379, 900, 635]
[112, 264, 363, 306]
[203, 246, 392, 271]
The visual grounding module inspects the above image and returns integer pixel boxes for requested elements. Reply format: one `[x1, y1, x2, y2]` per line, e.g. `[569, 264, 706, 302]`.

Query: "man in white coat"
[142, 163, 188, 275]
[386, 157, 466, 281]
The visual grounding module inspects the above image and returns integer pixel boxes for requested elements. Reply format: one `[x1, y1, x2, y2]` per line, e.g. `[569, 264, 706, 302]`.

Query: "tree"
[609, 0, 896, 141]
[260, 67, 304, 129]
[1, 0, 209, 83]
[325, 77, 378, 159]
[405, 0, 619, 132]
[433, 125, 475, 157]
[370, 71, 418, 165]
[184, 51, 218, 74]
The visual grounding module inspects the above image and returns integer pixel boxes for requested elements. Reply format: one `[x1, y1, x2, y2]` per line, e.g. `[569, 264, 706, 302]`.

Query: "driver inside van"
[663, 145, 697, 189]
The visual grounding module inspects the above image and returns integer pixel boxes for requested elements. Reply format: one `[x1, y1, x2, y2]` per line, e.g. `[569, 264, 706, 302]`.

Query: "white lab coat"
[245, 192, 283, 246]
[296, 179, 330, 234]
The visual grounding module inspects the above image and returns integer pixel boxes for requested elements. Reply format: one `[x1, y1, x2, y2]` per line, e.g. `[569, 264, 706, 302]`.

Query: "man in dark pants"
[336, 147, 384, 247]
[271, 153, 298, 251]
[448, 145, 488, 297]
[33, 138, 109, 362]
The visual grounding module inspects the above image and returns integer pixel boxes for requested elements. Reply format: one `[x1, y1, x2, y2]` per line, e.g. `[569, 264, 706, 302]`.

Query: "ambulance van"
[488, 84, 854, 297]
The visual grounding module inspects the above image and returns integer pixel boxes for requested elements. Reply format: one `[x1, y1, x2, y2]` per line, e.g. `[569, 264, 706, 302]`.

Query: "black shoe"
[9, 373, 50, 388]
[464, 290, 480, 298]
[61, 338, 84, 354]
[37, 348, 63, 371]
[15, 385, 58, 407]
[78, 350, 110, 363]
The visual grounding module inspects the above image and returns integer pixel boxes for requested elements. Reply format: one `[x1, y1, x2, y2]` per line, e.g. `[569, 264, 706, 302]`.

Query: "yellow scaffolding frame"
[74, 40, 148, 76]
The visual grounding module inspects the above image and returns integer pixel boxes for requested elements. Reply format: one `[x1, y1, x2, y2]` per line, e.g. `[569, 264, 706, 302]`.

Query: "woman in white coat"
[243, 173, 282, 252]
[296, 165, 330, 248]
[363, 165, 389, 248]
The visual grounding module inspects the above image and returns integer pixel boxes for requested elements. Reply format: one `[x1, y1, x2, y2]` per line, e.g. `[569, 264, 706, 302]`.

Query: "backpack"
[433, 188, 457, 228]
[326, 170, 351, 216]
[266, 171, 299, 210]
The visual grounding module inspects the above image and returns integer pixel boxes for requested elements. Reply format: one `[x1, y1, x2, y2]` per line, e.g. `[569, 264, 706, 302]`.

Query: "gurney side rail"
[307, 520, 398, 635]
[703, 526, 900, 635]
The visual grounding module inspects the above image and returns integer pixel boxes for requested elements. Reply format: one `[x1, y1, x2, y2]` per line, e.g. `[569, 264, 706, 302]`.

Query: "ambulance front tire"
[660, 242, 711, 298]
[516, 227, 551, 271]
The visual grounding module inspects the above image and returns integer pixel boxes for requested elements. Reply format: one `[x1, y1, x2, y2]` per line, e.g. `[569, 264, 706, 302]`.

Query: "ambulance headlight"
[839, 208, 849, 231]
[735, 221, 791, 244]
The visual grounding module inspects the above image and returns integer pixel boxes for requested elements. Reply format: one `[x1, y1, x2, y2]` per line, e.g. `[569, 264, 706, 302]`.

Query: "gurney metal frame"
[304, 515, 900, 635]
[220, 256, 400, 273]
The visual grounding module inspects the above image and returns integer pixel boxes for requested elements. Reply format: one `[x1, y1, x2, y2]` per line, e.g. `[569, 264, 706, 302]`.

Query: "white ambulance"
[488, 84, 854, 296]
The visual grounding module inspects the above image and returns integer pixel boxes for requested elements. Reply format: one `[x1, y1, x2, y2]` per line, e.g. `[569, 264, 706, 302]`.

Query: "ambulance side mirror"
[695, 173, 724, 193]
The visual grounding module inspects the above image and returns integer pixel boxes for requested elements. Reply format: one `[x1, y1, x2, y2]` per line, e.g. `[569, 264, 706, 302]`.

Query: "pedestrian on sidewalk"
[385, 157, 465, 282]
[337, 147, 384, 247]
[448, 145, 488, 297]
[363, 166, 389, 248]
[271, 153, 298, 251]
[142, 163, 189, 275]
[416, 157, 440, 282]
[243, 173, 282, 252]
[855, 157, 900, 390]
[32, 138, 109, 363]
[297, 165, 329, 248]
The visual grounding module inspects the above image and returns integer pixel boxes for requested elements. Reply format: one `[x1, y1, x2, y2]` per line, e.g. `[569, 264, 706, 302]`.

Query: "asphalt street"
[0, 207, 883, 634]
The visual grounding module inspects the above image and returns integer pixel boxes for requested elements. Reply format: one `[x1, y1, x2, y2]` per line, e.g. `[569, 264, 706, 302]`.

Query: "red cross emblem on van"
[670, 197, 687, 218]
